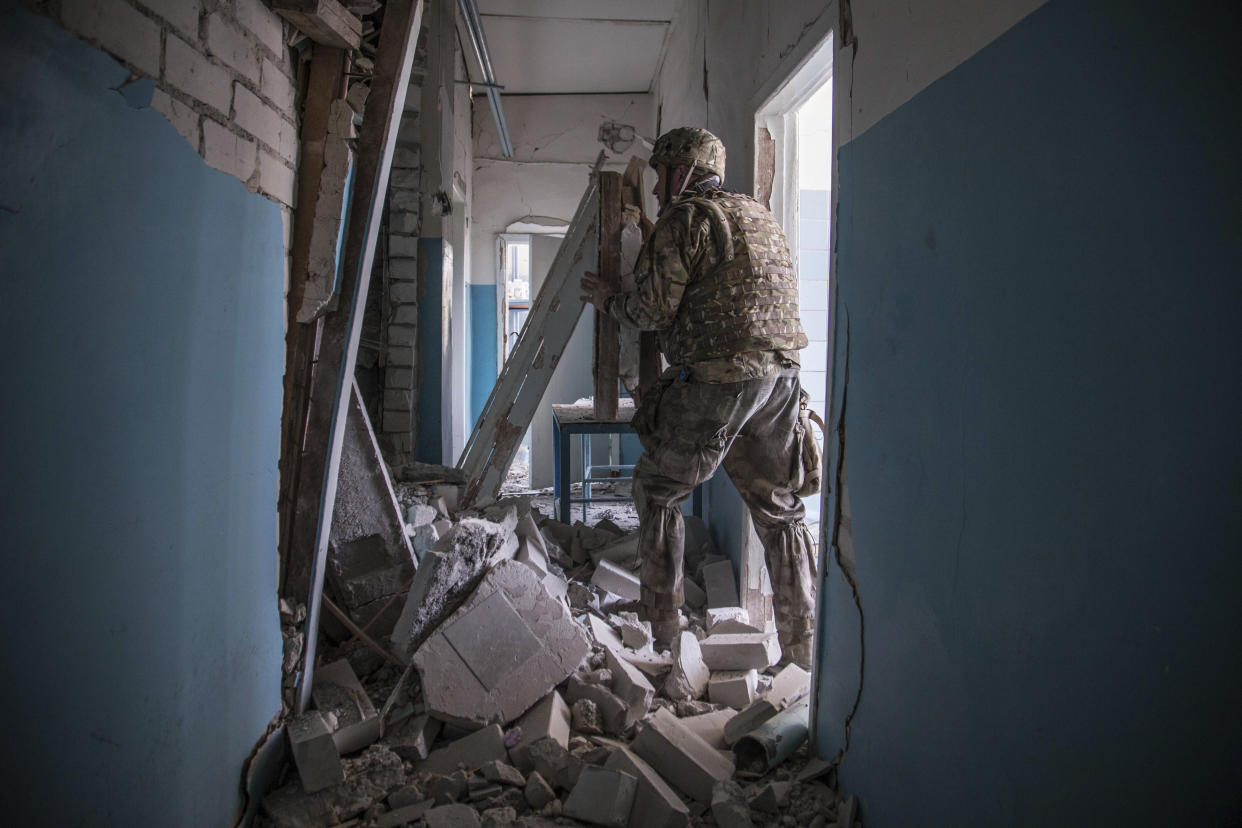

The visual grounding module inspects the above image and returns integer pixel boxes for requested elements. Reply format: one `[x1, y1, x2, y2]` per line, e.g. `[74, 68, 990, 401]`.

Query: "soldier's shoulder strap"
[676, 193, 735, 264]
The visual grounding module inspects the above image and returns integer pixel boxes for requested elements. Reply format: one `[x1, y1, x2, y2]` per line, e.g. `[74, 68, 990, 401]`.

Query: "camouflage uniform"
[604, 128, 817, 665]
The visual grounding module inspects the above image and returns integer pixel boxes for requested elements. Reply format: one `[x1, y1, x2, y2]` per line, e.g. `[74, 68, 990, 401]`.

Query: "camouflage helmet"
[650, 127, 726, 179]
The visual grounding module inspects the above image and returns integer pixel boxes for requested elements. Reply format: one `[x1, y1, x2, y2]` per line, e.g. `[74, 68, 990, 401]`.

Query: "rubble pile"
[261, 471, 861, 827]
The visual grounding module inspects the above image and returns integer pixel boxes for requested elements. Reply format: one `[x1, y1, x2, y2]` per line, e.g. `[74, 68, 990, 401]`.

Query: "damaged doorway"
[756, 33, 833, 551]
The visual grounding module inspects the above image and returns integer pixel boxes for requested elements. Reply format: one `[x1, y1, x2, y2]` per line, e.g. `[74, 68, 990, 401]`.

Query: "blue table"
[552, 400, 702, 524]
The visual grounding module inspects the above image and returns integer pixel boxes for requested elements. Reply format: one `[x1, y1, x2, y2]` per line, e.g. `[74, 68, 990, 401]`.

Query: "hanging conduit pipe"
[457, 0, 513, 157]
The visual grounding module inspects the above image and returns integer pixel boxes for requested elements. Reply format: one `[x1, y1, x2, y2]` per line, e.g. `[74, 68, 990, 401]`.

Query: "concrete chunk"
[680, 709, 735, 751]
[591, 559, 641, 601]
[722, 700, 778, 747]
[706, 606, 750, 632]
[509, 690, 571, 772]
[563, 765, 638, 828]
[311, 659, 380, 754]
[393, 517, 522, 654]
[407, 503, 438, 527]
[588, 613, 626, 651]
[631, 707, 734, 803]
[287, 711, 344, 793]
[387, 713, 442, 762]
[663, 632, 709, 701]
[375, 801, 433, 827]
[701, 560, 739, 609]
[590, 532, 640, 569]
[413, 561, 591, 728]
[682, 578, 707, 610]
[763, 663, 811, 709]
[566, 674, 629, 735]
[617, 647, 673, 680]
[698, 634, 781, 671]
[419, 724, 508, 775]
[708, 669, 758, 710]
[425, 802, 482, 828]
[604, 648, 655, 728]
[604, 746, 690, 828]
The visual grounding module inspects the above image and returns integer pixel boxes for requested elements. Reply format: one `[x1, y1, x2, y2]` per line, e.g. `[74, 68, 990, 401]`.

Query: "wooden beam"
[272, 0, 363, 50]
[279, 44, 347, 598]
[458, 160, 603, 510]
[593, 172, 622, 420]
[291, 0, 425, 715]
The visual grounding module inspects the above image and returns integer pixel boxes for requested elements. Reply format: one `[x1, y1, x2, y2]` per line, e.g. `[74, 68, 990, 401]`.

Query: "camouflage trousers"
[632, 370, 818, 649]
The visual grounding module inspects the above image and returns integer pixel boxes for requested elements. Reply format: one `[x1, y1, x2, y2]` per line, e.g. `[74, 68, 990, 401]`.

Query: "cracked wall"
[1, 3, 285, 823]
[822, 0, 1242, 823]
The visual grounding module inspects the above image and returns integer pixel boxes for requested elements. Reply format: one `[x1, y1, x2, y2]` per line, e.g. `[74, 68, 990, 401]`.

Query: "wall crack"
[829, 305, 865, 769]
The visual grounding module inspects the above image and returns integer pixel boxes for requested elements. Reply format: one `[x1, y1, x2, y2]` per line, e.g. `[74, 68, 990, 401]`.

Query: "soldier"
[581, 127, 818, 669]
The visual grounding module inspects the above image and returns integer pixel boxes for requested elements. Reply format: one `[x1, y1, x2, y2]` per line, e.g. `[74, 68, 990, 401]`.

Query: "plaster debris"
[701, 560, 741, 609]
[311, 658, 381, 754]
[708, 669, 758, 710]
[663, 632, 710, 701]
[698, 633, 782, 671]
[591, 558, 642, 601]
[263, 487, 862, 825]
[413, 560, 590, 728]
[562, 765, 638, 828]
[287, 711, 344, 793]
[631, 707, 734, 803]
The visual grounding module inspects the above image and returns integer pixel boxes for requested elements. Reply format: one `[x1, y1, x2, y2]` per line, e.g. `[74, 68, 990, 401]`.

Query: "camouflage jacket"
[605, 184, 807, 382]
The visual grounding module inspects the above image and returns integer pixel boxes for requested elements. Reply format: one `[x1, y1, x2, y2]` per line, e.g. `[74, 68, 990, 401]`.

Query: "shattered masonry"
[262, 463, 860, 826]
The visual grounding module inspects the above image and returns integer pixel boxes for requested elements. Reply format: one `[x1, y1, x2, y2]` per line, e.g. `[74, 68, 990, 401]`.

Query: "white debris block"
[604, 745, 691, 828]
[680, 709, 735, 751]
[604, 648, 655, 728]
[763, 663, 811, 709]
[701, 560, 740, 609]
[706, 606, 749, 632]
[419, 724, 507, 775]
[413, 561, 591, 729]
[708, 669, 758, 710]
[698, 633, 781, 671]
[631, 707, 735, 803]
[663, 632, 709, 701]
[590, 532, 640, 569]
[407, 503, 438, 526]
[682, 578, 707, 610]
[311, 659, 380, 754]
[591, 559, 642, 601]
[563, 765, 639, 828]
[286, 711, 343, 793]
[589, 613, 626, 652]
[614, 612, 653, 650]
[617, 647, 674, 680]
[508, 690, 571, 772]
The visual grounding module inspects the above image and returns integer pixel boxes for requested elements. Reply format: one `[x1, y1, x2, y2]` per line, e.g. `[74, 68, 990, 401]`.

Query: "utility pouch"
[793, 387, 826, 498]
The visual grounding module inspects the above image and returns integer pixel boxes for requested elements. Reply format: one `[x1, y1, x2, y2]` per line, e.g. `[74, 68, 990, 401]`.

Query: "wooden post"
[594, 172, 622, 420]
[290, 0, 425, 715]
[278, 44, 347, 598]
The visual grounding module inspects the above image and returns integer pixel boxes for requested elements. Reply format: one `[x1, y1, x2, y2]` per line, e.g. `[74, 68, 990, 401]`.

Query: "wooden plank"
[278, 44, 347, 598]
[593, 172, 622, 420]
[291, 0, 425, 715]
[619, 157, 662, 402]
[272, 0, 362, 50]
[458, 161, 603, 510]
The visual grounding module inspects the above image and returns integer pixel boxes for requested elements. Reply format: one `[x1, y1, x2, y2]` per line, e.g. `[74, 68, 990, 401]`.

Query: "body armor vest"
[664, 188, 808, 365]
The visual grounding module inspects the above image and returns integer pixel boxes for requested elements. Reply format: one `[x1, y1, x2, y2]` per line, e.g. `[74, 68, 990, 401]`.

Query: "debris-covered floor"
[263, 465, 860, 828]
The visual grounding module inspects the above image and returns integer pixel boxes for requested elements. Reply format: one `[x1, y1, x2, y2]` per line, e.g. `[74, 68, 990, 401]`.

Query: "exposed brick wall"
[31, 0, 301, 211]
[377, 78, 423, 463]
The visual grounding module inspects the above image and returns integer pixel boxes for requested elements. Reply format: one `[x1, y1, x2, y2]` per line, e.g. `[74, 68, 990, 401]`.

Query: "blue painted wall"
[468, 283, 497, 426]
[817, 1, 1242, 823]
[0, 5, 284, 825]
[416, 238, 445, 463]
